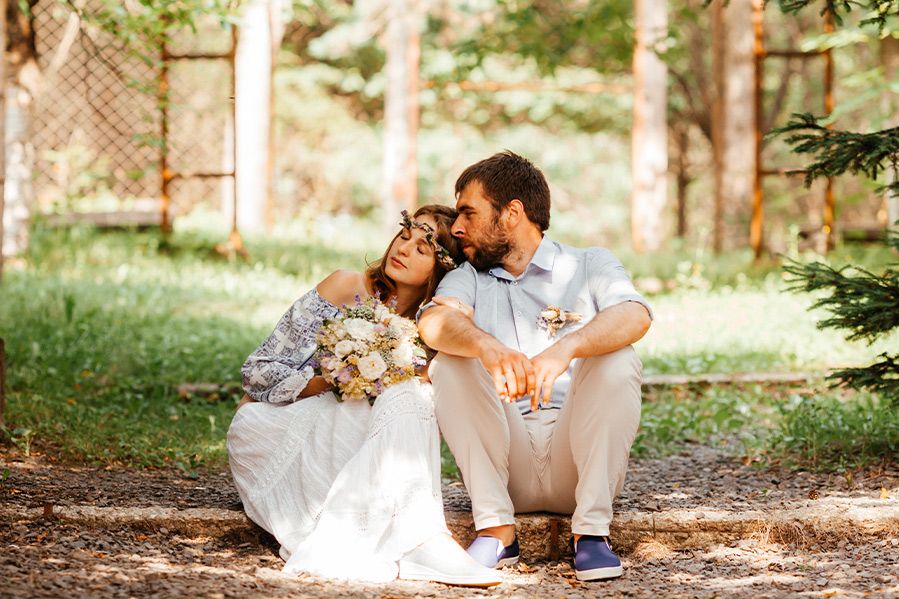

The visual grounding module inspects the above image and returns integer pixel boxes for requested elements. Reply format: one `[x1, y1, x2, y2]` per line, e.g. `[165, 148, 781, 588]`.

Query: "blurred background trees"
[0, 0, 895, 263]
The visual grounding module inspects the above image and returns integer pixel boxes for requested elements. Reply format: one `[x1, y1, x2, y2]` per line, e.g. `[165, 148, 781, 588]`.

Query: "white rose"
[343, 318, 375, 341]
[357, 352, 388, 381]
[374, 304, 390, 321]
[388, 315, 411, 337]
[334, 340, 357, 359]
[390, 343, 414, 368]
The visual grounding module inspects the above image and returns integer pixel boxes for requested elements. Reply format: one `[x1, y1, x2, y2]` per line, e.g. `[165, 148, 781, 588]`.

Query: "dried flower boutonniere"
[537, 305, 583, 337]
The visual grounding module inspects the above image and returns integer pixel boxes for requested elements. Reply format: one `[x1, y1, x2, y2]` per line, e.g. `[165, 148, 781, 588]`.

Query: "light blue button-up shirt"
[420, 236, 652, 413]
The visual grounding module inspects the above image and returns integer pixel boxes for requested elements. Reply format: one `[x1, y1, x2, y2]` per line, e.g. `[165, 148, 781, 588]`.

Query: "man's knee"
[429, 353, 482, 387]
[576, 346, 642, 384]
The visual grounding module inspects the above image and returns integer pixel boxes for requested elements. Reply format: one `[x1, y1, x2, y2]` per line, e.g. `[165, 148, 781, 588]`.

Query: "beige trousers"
[430, 346, 642, 536]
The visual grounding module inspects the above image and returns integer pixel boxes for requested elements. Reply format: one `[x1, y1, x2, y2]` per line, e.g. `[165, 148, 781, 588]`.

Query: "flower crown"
[399, 210, 458, 270]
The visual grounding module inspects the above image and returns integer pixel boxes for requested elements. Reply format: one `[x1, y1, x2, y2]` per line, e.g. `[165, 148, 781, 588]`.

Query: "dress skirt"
[226, 379, 448, 582]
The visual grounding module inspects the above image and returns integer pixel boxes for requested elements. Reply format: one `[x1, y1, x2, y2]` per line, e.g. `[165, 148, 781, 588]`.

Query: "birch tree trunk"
[234, 0, 285, 233]
[3, 2, 38, 261]
[721, 0, 755, 249]
[631, 0, 668, 252]
[381, 0, 420, 230]
[711, 0, 725, 251]
[0, 0, 6, 280]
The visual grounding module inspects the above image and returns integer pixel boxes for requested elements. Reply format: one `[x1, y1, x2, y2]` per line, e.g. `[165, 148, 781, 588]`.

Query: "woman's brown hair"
[365, 204, 465, 319]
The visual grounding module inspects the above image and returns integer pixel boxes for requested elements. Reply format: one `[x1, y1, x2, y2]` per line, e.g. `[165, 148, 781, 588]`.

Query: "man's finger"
[510, 360, 529, 398]
[491, 367, 507, 401]
[540, 373, 554, 408]
[524, 362, 537, 399]
[530, 380, 542, 412]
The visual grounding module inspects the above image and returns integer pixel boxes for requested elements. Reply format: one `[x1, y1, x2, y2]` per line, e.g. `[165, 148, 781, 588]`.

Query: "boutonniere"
[537, 305, 582, 337]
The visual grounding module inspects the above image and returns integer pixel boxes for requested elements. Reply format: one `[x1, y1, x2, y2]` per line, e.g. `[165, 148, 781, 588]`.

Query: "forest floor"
[2, 443, 897, 599]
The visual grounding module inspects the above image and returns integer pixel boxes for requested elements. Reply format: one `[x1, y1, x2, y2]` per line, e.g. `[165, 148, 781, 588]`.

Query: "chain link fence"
[32, 1, 233, 224]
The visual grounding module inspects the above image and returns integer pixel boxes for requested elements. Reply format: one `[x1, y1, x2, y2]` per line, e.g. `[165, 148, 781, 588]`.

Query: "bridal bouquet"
[314, 296, 428, 404]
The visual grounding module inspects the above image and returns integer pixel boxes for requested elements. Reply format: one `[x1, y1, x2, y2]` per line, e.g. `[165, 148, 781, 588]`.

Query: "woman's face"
[385, 213, 438, 288]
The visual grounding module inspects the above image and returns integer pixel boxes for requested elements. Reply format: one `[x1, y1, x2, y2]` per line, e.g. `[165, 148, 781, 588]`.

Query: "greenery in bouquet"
[313, 296, 427, 404]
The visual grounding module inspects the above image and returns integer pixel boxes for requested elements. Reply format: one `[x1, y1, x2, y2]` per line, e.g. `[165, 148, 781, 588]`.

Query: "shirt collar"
[488, 236, 557, 281]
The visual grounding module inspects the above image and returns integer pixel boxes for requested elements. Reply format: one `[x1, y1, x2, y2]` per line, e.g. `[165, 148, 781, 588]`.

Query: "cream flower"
[390, 344, 414, 368]
[334, 340, 357, 359]
[357, 352, 388, 380]
[343, 318, 375, 341]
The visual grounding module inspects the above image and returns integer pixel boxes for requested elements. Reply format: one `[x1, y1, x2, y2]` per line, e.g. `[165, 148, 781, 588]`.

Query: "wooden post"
[751, 0, 765, 260]
[160, 39, 172, 235]
[823, 10, 836, 252]
[227, 26, 244, 252]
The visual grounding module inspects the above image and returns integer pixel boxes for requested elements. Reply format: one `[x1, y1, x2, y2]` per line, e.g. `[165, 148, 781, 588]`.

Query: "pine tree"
[774, 1, 899, 405]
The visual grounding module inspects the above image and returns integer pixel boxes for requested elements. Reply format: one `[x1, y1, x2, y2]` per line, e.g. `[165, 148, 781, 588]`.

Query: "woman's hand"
[298, 375, 334, 399]
[431, 295, 474, 319]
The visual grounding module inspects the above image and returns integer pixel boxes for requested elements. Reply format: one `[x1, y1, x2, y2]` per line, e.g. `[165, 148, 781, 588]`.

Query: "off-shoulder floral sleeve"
[241, 288, 340, 404]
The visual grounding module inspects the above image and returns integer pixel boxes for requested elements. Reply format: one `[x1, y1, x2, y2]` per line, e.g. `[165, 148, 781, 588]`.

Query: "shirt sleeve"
[586, 248, 654, 319]
[416, 263, 478, 321]
[241, 290, 328, 403]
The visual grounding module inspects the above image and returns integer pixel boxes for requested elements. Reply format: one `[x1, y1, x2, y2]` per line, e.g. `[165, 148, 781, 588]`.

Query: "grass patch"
[2, 226, 896, 472]
[766, 391, 899, 471]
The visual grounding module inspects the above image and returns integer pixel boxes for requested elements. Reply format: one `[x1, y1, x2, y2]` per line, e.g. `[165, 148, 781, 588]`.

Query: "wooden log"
[642, 371, 823, 387]
[38, 210, 169, 230]
[0, 337, 5, 430]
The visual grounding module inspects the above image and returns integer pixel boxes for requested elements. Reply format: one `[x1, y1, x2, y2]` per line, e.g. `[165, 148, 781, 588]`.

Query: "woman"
[227, 205, 499, 586]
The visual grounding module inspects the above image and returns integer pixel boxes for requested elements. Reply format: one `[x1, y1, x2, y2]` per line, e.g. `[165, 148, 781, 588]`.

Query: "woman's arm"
[241, 289, 333, 403]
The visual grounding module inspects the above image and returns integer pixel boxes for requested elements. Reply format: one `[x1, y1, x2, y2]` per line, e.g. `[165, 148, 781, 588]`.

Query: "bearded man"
[418, 151, 653, 581]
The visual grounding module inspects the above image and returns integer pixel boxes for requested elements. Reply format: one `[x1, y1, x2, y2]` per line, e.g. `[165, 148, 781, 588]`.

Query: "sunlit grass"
[1, 225, 895, 471]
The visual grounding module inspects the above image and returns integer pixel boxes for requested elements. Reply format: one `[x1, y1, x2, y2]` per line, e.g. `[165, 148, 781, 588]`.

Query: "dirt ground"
[2, 444, 897, 598]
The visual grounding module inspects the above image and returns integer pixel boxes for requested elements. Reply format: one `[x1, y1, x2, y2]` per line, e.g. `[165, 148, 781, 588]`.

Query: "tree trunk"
[3, 1, 37, 262]
[631, 0, 668, 252]
[883, 34, 899, 228]
[710, 0, 725, 251]
[381, 0, 420, 230]
[234, 0, 280, 233]
[721, 0, 756, 249]
[0, 0, 7, 281]
[673, 125, 690, 238]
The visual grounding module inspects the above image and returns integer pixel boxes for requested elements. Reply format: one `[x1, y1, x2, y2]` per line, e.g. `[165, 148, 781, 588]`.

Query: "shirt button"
[516, 311, 523, 317]
[511, 281, 518, 286]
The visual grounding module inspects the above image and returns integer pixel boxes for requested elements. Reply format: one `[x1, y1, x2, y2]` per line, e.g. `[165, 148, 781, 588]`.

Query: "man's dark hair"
[454, 150, 551, 231]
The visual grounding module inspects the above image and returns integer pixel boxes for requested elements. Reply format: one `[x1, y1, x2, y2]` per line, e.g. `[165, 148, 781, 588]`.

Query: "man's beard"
[466, 222, 512, 271]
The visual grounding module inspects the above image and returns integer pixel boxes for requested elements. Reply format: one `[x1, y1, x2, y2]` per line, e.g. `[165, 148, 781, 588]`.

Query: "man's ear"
[505, 199, 525, 227]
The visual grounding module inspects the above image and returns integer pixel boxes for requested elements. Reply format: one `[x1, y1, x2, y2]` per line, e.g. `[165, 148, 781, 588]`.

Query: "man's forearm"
[557, 301, 651, 359]
[419, 305, 497, 358]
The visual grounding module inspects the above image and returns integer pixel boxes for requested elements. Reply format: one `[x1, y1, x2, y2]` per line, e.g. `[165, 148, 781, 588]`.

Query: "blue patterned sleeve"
[241, 289, 339, 404]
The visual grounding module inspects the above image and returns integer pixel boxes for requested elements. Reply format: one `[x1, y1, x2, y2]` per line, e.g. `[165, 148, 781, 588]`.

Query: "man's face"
[453, 181, 512, 271]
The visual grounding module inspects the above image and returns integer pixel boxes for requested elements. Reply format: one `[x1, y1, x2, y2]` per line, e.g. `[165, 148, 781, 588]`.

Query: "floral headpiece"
[399, 210, 458, 270]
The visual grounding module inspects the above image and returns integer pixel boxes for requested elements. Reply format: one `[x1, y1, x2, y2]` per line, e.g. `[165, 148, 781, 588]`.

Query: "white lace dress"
[227, 289, 449, 582]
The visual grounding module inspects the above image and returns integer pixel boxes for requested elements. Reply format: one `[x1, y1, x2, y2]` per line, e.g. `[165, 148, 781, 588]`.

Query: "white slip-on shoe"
[398, 533, 502, 587]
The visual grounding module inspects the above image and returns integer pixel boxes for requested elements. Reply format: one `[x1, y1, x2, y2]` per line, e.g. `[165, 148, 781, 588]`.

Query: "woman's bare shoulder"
[315, 270, 367, 306]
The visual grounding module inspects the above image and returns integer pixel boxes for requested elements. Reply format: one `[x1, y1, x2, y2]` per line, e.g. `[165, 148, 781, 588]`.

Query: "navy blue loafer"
[573, 535, 623, 581]
[466, 535, 520, 569]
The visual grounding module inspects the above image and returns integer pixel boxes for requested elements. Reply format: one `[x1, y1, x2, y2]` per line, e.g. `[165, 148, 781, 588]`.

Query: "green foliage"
[775, 0, 899, 31]
[3, 226, 897, 468]
[448, 0, 633, 76]
[783, 256, 899, 344]
[63, 0, 237, 65]
[782, 253, 899, 402]
[632, 386, 779, 458]
[767, 392, 899, 470]
[772, 113, 899, 196]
